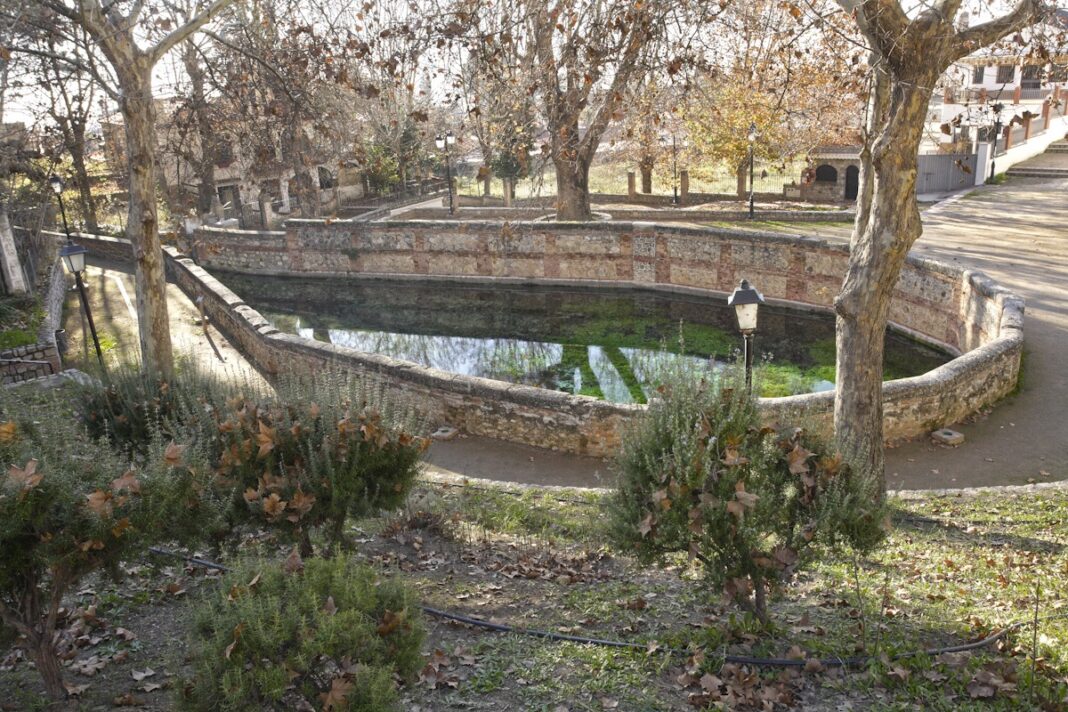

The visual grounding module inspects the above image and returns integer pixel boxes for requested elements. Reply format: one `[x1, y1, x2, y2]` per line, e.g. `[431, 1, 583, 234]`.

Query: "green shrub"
[608, 367, 886, 623]
[181, 556, 424, 712]
[77, 368, 427, 552]
[0, 390, 221, 700]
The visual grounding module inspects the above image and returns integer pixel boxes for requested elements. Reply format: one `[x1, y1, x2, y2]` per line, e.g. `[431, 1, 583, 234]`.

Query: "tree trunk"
[287, 123, 320, 218]
[833, 79, 931, 492]
[736, 163, 747, 199]
[67, 121, 98, 233]
[29, 634, 65, 700]
[482, 169, 492, 197]
[182, 42, 217, 217]
[639, 164, 653, 194]
[0, 208, 27, 294]
[554, 164, 592, 221]
[120, 63, 174, 378]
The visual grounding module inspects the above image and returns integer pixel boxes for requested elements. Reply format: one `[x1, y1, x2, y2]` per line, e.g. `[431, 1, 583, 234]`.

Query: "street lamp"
[435, 131, 456, 215]
[727, 278, 764, 393]
[989, 102, 1004, 179]
[50, 175, 105, 372]
[747, 123, 757, 219]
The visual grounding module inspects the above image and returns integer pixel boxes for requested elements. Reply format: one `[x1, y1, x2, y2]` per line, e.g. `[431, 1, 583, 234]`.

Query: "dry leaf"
[111, 470, 141, 494]
[0, 421, 17, 443]
[86, 490, 114, 518]
[7, 459, 41, 492]
[262, 493, 287, 520]
[131, 668, 155, 682]
[283, 548, 304, 574]
[323, 596, 338, 616]
[164, 441, 185, 466]
[320, 676, 354, 711]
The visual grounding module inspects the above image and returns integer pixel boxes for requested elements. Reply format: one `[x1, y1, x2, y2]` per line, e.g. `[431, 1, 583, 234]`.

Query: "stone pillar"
[450, 178, 459, 213]
[975, 141, 993, 186]
[210, 195, 225, 222]
[1003, 125, 1014, 150]
[1024, 115, 1033, 140]
[627, 172, 636, 198]
[1042, 99, 1051, 125]
[679, 170, 689, 206]
[0, 212, 27, 294]
[979, 88, 988, 103]
[503, 178, 513, 207]
[1013, 85, 1022, 104]
[259, 193, 275, 229]
[279, 180, 291, 213]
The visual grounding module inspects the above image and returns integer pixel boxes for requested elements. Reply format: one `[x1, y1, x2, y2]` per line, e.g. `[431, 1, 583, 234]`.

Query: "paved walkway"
[884, 174, 1068, 489]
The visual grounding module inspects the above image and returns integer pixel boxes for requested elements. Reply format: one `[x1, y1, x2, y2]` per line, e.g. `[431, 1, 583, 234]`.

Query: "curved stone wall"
[74, 221, 1024, 457]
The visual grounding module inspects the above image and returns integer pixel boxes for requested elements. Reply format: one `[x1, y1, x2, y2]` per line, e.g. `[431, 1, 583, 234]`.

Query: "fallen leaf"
[262, 493, 287, 520]
[131, 668, 155, 682]
[110, 470, 141, 494]
[320, 676, 354, 711]
[283, 548, 304, 574]
[0, 421, 17, 443]
[164, 441, 185, 466]
[7, 459, 41, 493]
[323, 596, 337, 616]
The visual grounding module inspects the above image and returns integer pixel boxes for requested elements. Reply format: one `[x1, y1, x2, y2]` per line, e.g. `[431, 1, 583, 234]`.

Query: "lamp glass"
[445, 131, 455, 146]
[60, 244, 87, 274]
[49, 175, 64, 195]
[434, 135, 445, 150]
[734, 303, 759, 333]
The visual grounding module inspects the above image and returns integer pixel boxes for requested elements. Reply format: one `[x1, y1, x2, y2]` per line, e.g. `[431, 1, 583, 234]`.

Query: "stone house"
[797, 146, 861, 203]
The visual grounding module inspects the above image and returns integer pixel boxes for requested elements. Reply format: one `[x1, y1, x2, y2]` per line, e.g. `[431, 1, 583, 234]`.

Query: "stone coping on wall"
[391, 207, 857, 223]
[72, 221, 1024, 457]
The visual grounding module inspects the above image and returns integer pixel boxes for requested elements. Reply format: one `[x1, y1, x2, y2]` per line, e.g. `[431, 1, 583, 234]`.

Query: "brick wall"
[74, 222, 1024, 456]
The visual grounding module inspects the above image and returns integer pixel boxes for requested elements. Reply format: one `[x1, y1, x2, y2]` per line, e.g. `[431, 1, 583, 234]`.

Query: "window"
[1021, 65, 1042, 89]
[996, 64, 1015, 84]
[972, 65, 986, 84]
[814, 164, 838, 183]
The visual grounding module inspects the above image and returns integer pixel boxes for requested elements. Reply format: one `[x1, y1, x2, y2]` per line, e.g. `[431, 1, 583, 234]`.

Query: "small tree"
[0, 400, 223, 699]
[608, 369, 885, 623]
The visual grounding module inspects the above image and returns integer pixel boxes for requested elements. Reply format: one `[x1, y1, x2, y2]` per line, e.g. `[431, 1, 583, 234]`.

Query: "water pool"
[222, 274, 951, 404]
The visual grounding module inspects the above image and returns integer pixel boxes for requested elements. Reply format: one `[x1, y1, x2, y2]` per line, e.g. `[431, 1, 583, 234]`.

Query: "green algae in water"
[221, 274, 951, 403]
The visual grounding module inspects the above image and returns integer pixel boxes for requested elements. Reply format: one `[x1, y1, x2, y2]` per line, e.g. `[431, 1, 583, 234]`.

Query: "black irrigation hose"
[145, 546, 1065, 670]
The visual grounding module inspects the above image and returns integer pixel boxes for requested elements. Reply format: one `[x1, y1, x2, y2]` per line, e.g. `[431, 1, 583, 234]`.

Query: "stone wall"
[1, 257, 66, 385]
[74, 221, 1023, 456]
[396, 207, 856, 224]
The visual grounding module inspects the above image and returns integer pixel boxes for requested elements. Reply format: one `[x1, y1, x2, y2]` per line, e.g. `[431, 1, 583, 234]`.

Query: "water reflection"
[227, 274, 951, 403]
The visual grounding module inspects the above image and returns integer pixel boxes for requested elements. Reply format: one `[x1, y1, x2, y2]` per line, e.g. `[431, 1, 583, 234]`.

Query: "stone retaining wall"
[396, 207, 855, 224]
[1, 257, 66, 385]
[73, 221, 1024, 456]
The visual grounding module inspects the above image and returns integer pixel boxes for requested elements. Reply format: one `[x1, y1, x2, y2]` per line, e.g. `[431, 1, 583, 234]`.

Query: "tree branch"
[149, 0, 237, 65]
[954, 0, 1049, 59]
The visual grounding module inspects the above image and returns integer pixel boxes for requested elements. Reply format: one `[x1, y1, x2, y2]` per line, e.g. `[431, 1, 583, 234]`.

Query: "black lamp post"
[747, 123, 757, 219]
[989, 102, 1004, 179]
[727, 278, 764, 393]
[50, 175, 105, 371]
[435, 131, 456, 215]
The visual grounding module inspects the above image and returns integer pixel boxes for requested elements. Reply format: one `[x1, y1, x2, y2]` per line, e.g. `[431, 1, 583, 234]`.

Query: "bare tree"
[829, 0, 1051, 490]
[32, 0, 236, 377]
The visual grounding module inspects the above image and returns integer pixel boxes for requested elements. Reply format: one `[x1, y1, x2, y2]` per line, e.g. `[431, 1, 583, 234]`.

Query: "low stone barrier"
[1, 253, 66, 385]
[72, 220, 1023, 457]
[396, 207, 855, 223]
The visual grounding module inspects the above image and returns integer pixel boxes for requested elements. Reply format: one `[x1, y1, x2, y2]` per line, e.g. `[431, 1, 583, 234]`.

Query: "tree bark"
[834, 77, 932, 491]
[736, 163, 747, 199]
[120, 63, 174, 378]
[555, 161, 592, 221]
[66, 120, 99, 233]
[286, 122, 320, 218]
[29, 634, 65, 700]
[182, 42, 217, 217]
[639, 163, 653, 194]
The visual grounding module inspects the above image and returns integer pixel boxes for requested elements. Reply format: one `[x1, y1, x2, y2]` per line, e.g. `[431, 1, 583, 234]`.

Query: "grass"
[0, 294, 44, 350]
[373, 478, 1068, 710]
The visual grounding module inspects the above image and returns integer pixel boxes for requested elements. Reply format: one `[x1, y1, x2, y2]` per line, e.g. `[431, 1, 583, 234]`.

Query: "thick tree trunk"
[554, 163, 592, 221]
[736, 163, 747, 199]
[833, 80, 931, 492]
[182, 42, 217, 217]
[482, 169, 492, 197]
[120, 64, 174, 378]
[639, 163, 653, 194]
